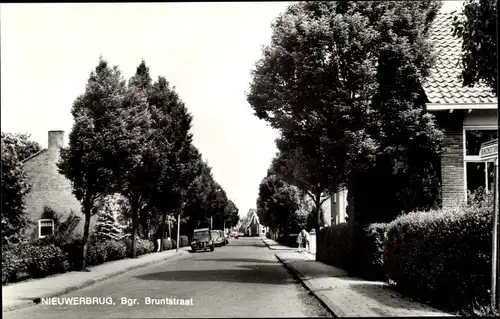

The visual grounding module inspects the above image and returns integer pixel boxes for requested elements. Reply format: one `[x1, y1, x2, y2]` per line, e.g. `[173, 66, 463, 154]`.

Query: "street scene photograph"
[1, 0, 498, 318]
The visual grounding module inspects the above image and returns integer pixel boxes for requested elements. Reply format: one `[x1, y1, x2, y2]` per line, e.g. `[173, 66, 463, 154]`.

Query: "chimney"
[48, 130, 64, 149]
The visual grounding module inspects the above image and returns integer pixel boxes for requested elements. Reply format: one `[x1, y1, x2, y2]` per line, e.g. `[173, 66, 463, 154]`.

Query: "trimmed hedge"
[384, 202, 492, 311]
[124, 238, 155, 257]
[179, 235, 189, 247]
[2, 242, 69, 283]
[317, 224, 350, 270]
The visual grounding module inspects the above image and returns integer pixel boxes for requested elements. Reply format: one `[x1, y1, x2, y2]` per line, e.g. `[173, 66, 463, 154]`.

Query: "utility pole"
[479, 139, 498, 310]
[210, 216, 213, 229]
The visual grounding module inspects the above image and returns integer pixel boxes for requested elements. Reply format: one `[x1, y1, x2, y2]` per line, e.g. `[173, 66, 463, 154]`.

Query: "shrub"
[358, 223, 388, 280]
[60, 238, 83, 270]
[179, 235, 189, 247]
[162, 239, 172, 251]
[124, 238, 155, 257]
[86, 240, 109, 266]
[2, 244, 27, 284]
[23, 243, 69, 278]
[103, 240, 127, 261]
[384, 195, 493, 311]
[317, 224, 350, 270]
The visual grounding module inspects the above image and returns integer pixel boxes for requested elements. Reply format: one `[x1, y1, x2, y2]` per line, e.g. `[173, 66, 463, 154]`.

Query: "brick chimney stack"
[48, 130, 64, 149]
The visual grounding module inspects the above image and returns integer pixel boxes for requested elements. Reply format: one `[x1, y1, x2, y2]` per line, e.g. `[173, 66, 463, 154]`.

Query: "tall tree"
[1, 138, 31, 245]
[1, 133, 42, 162]
[453, 0, 497, 94]
[115, 61, 154, 258]
[58, 57, 127, 270]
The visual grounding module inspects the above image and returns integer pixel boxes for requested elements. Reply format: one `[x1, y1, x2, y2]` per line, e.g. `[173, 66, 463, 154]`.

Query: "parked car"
[211, 230, 224, 247]
[191, 228, 215, 252]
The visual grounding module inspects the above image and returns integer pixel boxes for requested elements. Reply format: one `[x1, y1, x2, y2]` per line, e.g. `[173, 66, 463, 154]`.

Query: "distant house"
[243, 209, 267, 237]
[22, 130, 96, 239]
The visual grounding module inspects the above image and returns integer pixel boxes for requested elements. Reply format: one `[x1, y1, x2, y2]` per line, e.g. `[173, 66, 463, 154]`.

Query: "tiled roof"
[422, 13, 497, 105]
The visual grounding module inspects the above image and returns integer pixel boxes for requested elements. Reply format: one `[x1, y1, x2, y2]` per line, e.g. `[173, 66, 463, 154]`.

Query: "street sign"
[480, 139, 498, 161]
[480, 138, 499, 310]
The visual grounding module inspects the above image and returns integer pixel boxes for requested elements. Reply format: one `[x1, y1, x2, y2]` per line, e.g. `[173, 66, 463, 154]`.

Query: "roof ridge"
[20, 148, 48, 164]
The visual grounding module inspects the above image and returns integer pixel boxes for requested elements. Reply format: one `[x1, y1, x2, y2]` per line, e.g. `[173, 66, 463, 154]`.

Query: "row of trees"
[250, 0, 496, 253]
[58, 58, 240, 269]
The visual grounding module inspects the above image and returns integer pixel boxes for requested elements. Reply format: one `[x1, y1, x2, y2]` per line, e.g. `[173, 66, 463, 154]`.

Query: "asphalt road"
[4, 237, 332, 318]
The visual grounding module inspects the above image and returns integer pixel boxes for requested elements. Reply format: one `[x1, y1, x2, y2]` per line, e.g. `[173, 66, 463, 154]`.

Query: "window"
[464, 127, 498, 202]
[38, 219, 54, 238]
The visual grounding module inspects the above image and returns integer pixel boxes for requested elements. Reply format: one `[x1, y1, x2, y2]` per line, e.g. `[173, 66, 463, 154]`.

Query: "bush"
[179, 235, 189, 247]
[103, 240, 127, 261]
[124, 238, 155, 257]
[358, 223, 388, 280]
[2, 242, 70, 283]
[162, 239, 172, 251]
[2, 244, 27, 284]
[86, 240, 109, 266]
[317, 224, 350, 270]
[384, 195, 493, 312]
[278, 234, 299, 247]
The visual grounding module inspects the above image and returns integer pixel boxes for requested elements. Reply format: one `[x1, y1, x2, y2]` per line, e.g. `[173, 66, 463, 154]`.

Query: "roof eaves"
[20, 149, 48, 164]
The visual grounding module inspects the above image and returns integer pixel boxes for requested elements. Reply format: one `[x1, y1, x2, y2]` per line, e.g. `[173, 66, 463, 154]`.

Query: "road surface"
[4, 237, 332, 318]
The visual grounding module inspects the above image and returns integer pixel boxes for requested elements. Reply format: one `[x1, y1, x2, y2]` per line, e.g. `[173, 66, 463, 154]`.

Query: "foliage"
[248, 1, 444, 232]
[104, 240, 128, 261]
[58, 57, 128, 270]
[256, 174, 305, 235]
[93, 194, 126, 241]
[32, 206, 82, 246]
[1, 132, 42, 162]
[358, 223, 388, 280]
[179, 235, 189, 247]
[124, 238, 155, 257]
[384, 192, 493, 312]
[1, 137, 32, 246]
[317, 224, 351, 270]
[1, 242, 69, 283]
[452, 0, 497, 94]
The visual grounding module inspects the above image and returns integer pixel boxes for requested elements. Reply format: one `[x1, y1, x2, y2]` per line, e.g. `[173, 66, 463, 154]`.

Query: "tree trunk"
[176, 212, 181, 252]
[131, 196, 138, 258]
[80, 204, 92, 271]
[314, 190, 322, 233]
[160, 211, 167, 251]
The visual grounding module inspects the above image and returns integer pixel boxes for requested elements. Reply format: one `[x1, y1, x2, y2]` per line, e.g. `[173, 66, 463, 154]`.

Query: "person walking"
[296, 231, 304, 252]
[301, 229, 310, 252]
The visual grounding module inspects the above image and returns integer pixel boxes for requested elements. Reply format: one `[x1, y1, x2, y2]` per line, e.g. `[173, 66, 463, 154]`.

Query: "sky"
[0, 1, 464, 218]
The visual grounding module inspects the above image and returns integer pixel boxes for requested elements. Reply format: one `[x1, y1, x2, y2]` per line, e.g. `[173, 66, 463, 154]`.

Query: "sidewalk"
[2, 247, 190, 312]
[262, 238, 456, 317]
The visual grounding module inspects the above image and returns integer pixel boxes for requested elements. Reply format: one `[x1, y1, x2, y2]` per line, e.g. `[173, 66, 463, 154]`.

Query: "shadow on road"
[135, 265, 295, 285]
[196, 258, 278, 264]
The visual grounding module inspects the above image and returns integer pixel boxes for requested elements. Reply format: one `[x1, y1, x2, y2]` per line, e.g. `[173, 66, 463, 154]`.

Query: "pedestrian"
[296, 232, 303, 252]
[300, 229, 310, 252]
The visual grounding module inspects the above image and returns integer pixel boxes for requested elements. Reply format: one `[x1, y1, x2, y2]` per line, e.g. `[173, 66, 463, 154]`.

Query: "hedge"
[384, 202, 492, 311]
[317, 224, 350, 270]
[179, 235, 189, 247]
[124, 238, 155, 257]
[2, 242, 69, 284]
[358, 223, 387, 280]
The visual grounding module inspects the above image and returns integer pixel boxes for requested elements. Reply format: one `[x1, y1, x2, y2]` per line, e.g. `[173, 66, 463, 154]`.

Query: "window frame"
[38, 218, 55, 239]
[463, 125, 498, 201]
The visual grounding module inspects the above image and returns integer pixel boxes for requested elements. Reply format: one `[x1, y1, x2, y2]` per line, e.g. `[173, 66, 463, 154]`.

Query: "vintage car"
[191, 228, 215, 252]
[211, 230, 224, 247]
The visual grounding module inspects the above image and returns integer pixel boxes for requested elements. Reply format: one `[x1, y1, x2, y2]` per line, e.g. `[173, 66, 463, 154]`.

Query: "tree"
[1, 132, 42, 162]
[256, 174, 301, 237]
[452, 0, 497, 94]
[58, 57, 127, 270]
[248, 1, 444, 230]
[93, 194, 125, 241]
[1, 138, 31, 245]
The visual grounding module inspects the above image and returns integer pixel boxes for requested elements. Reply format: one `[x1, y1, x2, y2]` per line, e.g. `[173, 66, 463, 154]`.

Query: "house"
[422, 13, 498, 208]
[21, 130, 96, 239]
[328, 13, 498, 217]
[243, 209, 267, 237]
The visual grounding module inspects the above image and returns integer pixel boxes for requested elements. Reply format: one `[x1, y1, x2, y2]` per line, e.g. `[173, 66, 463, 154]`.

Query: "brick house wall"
[22, 131, 96, 238]
[436, 113, 466, 209]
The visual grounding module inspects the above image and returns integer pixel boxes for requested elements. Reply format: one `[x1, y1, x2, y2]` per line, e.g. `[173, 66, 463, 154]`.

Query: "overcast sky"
[0, 1, 464, 218]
